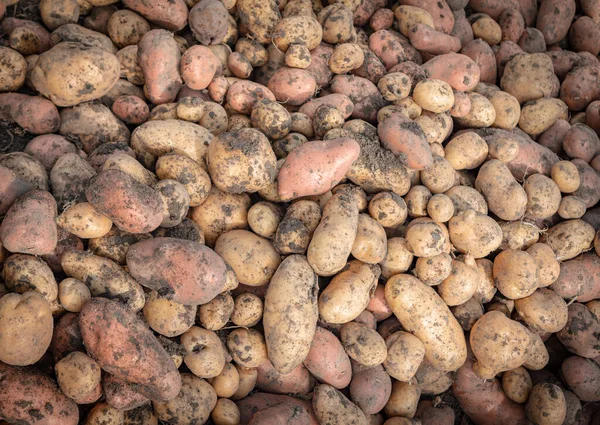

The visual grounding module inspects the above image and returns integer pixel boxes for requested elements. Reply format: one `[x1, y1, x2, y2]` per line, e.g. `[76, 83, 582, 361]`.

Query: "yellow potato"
[57, 202, 113, 238]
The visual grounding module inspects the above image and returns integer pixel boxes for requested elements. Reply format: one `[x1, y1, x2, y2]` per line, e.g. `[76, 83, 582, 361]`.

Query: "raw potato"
[199, 292, 234, 330]
[526, 384, 566, 425]
[368, 192, 407, 227]
[493, 249, 538, 299]
[143, 291, 196, 337]
[313, 384, 368, 425]
[304, 326, 352, 389]
[153, 374, 217, 425]
[449, 209, 502, 258]
[384, 331, 425, 382]
[55, 351, 102, 404]
[475, 159, 527, 221]
[385, 274, 467, 371]
[156, 154, 211, 207]
[413, 79, 455, 113]
[182, 327, 228, 378]
[502, 367, 532, 404]
[57, 203, 113, 239]
[385, 379, 421, 418]
[340, 322, 387, 366]
[405, 221, 447, 258]
[2, 253, 58, 302]
[543, 219, 595, 261]
[59, 278, 91, 313]
[351, 214, 387, 263]
[414, 253, 453, 286]
[526, 243, 560, 287]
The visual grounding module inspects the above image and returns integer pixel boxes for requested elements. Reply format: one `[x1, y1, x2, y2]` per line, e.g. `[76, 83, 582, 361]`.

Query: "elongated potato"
[263, 255, 318, 374]
[475, 159, 527, 221]
[312, 384, 368, 425]
[448, 209, 502, 258]
[385, 274, 466, 371]
[2, 253, 58, 303]
[57, 202, 113, 239]
[307, 191, 359, 276]
[303, 326, 352, 389]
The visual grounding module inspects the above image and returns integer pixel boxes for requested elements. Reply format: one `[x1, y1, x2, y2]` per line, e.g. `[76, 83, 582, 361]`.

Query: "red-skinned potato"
[122, 0, 188, 32]
[303, 326, 352, 389]
[138, 30, 182, 105]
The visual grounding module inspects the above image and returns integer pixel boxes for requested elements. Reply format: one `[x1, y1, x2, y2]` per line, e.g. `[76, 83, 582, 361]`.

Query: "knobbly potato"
[182, 327, 228, 378]
[499, 221, 539, 251]
[156, 154, 210, 207]
[385, 274, 466, 371]
[2, 253, 58, 303]
[414, 253, 453, 286]
[438, 259, 480, 306]
[384, 331, 425, 382]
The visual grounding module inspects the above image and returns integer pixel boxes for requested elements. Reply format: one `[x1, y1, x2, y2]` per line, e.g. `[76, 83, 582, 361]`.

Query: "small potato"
[285, 43, 311, 69]
[526, 243, 560, 288]
[111, 95, 149, 125]
[0, 47, 26, 92]
[181, 45, 221, 91]
[470, 15, 501, 45]
[455, 92, 496, 128]
[304, 326, 352, 389]
[59, 278, 91, 313]
[227, 328, 268, 369]
[55, 351, 102, 404]
[514, 288, 567, 333]
[556, 303, 600, 359]
[155, 179, 191, 228]
[351, 214, 387, 264]
[380, 237, 414, 279]
[519, 98, 569, 135]
[176, 97, 205, 122]
[502, 366, 532, 404]
[329, 43, 364, 74]
[551, 160, 580, 193]
[318, 4, 354, 44]
[340, 322, 387, 366]
[248, 202, 282, 239]
[231, 293, 263, 327]
[405, 185, 432, 218]
[312, 105, 345, 138]
[143, 291, 197, 337]
[250, 99, 292, 140]
[350, 364, 392, 415]
[228, 52, 252, 79]
[523, 174, 561, 220]
[181, 327, 228, 379]
[231, 365, 257, 401]
[444, 132, 488, 170]
[558, 196, 587, 219]
[526, 383, 566, 425]
[426, 194, 454, 223]
[85, 402, 124, 425]
[0, 292, 53, 366]
[377, 72, 411, 102]
[384, 331, 425, 382]
[420, 155, 455, 194]
[543, 219, 595, 261]
[385, 380, 421, 418]
[414, 252, 453, 286]
[212, 398, 241, 425]
[488, 90, 521, 130]
[198, 293, 234, 330]
[413, 79, 455, 113]
[156, 154, 211, 207]
[499, 221, 539, 251]
[153, 374, 217, 425]
[209, 363, 240, 398]
[368, 192, 407, 227]
[57, 202, 112, 239]
[313, 384, 368, 425]
[405, 221, 447, 258]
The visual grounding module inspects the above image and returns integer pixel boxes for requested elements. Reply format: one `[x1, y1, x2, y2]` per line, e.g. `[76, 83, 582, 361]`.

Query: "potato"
[499, 221, 539, 251]
[0, 189, 57, 255]
[395, 5, 435, 37]
[56, 202, 112, 239]
[256, 360, 313, 395]
[453, 358, 528, 425]
[155, 154, 210, 207]
[153, 374, 216, 425]
[350, 214, 387, 264]
[421, 53, 480, 92]
[55, 351, 102, 404]
[350, 364, 391, 414]
[549, 253, 600, 302]
[105, 10, 149, 48]
[228, 293, 261, 327]
[444, 132, 488, 170]
[377, 113, 432, 170]
[502, 366, 532, 404]
[437, 259, 480, 306]
[2, 254, 58, 303]
[263, 255, 318, 373]
[208, 363, 240, 398]
[367, 193, 406, 229]
[312, 384, 368, 425]
[111, 95, 148, 124]
[561, 356, 600, 402]
[0, 292, 53, 366]
[475, 159, 527, 221]
[0, 362, 79, 425]
[557, 303, 600, 359]
[303, 326, 352, 389]
[272, 16, 322, 53]
[102, 375, 149, 411]
[384, 331, 425, 382]
[384, 379, 420, 418]
[319, 260, 380, 324]
[523, 174, 562, 219]
[268, 67, 317, 106]
[385, 274, 466, 371]
[413, 252, 452, 286]
[31, 42, 119, 107]
[526, 383, 566, 425]
[405, 221, 447, 258]
[0, 47, 26, 92]
[518, 98, 568, 136]
[318, 4, 354, 44]
[142, 290, 196, 337]
[487, 90, 521, 130]
[40, 0, 79, 30]
[197, 292, 233, 330]
[413, 79, 455, 113]
[59, 278, 91, 313]
[246, 202, 281, 240]
[340, 322, 386, 366]
[380, 237, 414, 279]
[330, 75, 386, 123]
[493, 249, 539, 300]
[181, 327, 228, 378]
[514, 288, 568, 333]
[501, 53, 559, 103]
[236, 0, 280, 44]
[212, 399, 240, 425]
[543, 219, 595, 261]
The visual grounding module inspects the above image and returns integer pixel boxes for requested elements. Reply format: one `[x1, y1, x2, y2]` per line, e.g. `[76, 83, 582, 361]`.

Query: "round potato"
[59, 278, 92, 313]
[143, 291, 197, 337]
[153, 374, 217, 425]
[413, 79, 455, 113]
[55, 351, 102, 404]
[198, 293, 234, 330]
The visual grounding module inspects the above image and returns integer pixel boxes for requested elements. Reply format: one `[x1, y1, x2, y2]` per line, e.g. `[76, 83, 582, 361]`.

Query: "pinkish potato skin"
[0, 189, 57, 255]
[79, 298, 182, 402]
[181, 45, 221, 90]
[103, 375, 150, 410]
[111, 95, 149, 124]
[85, 169, 163, 234]
[0, 93, 60, 134]
[0, 362, 79, 425]
[277, 138, 360, 200]
[122, 0, 188, 32]
[126, 237, 227, 305]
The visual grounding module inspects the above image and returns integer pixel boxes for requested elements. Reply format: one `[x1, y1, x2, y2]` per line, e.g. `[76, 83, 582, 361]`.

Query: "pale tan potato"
[313, 384, 368, 425]
[415, 111, 453, 144]
[471, 15, 502, 45]
[499, 221, 540, 251]
[215, 230, 280, 286]
[414, 252, 453, 286]
[319, 260, 380, 324]
[405, 185, 432, 217]
[285, 43, 311, 69]
[182, 327, 228, 378]
[208, 363, 240, 398]
[2, 253, 58, 303]
[493, 249, 539, 299]
[351, 214, 387, 264]
[57, 202, 113, 239]
[523, 174, 561, 220]
[153, 374, 217, 425]
[198, 292, 234, 330]
[272, 16, 323, 52]
[0, 47, 27, 92]
[368, 192, 407, 228]
[425, 194, 454, 223]
[211, 398, 240, 425]
[58, 278, 91, 313]
[377, 72, 411, 102]
[248, 202, 282, 239]
[156, 154, 211, 207]
[85, 402, 124, 425]
[227, 328, 268, 369]
[475, 159, 527, 221]
[395, 5, 435, 37]
[543, 219, 595, 261]
[107, 10, 150, 48]
[176, 97, 205, 122]
[437, 259, 480, 306]
[40, 0, 79, 31]
[55, 351, 102, 404]
[231, 365, 257, 400]
[384, 331, 425, 382]
[413, 79, 455, 113]
[502, 366, 532, 404]
[551, 160, 580, 193]
[445, 186, 488, 215]
[526, 384, 566, 425]
[420, 155, 455, 194]
[488, 90, 521, 130]
[384, 380, 421, 418]
[558, 196, 587, 219]
[380, 237, 414, 279]
[143, 291, 197, 337]
[455, 92, 496, 128]
[102, 153, 157, 187]
[231, 293, 263, 327]
[329, 43, 364, 74]
[518, 98, 568, 135]
[405, 221, 447, 258]
[444, 132, 488, 170]
[250, 99, 292, 140]
[514, 288, 568, 333]
[340, 321, 386, 367]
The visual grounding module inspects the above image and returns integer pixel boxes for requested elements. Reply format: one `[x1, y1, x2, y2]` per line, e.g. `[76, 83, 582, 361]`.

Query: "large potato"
[385, 274, 466, 371]
[237, 0, 281, 44]
[31, 42, 120, 107]
[79, 298, 181, 401]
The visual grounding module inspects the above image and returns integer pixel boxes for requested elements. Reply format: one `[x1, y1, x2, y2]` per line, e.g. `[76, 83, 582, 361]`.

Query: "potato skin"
[350, 364, 392, 414]
[307, 191, 359, 276]
[153, 374, 217, 425]
[561, 355, 600, 402]
[237, 0, 281, 44]
[0, 291, 53, 366]
[0, 93, 60, 135]
[303, 326, 352, 389]
[313, 384, 368, 425]
[421, 53, 480, 92]
[263, 255, 318, 374]
[138, 30, 182, 105]
[475, 159, 527, 221]
[556, 303, 600, 359]
[0, 362, 79, 425]
[122, 0, 188, 32]
[79, 297, 181, 402]
[385, 274, 466, 371]
[127, 237, 226, 305]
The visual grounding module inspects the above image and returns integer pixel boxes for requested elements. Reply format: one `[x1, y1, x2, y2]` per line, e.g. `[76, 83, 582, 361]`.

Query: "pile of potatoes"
[2, 0, 600, 424]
